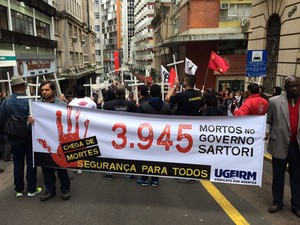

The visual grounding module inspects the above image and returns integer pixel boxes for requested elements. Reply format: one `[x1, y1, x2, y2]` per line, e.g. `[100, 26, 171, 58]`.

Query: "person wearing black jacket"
[202, 92, 226, 116]
[103, 84, 136, 180]
[165, 74, 204, 115]
[137, 84, 170, 187]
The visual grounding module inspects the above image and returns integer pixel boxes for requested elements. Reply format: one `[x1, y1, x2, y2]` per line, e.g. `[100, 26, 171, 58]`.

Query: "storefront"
[215, 54, 246, 92]
[0, 50, 16, 94]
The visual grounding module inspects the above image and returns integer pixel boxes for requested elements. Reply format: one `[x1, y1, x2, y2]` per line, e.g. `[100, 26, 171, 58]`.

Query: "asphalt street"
[0, 158, 298, 225]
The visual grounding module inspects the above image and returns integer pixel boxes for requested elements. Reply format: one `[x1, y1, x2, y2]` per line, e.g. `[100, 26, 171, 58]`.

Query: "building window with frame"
[0, 6, 8, 29]
[36, 20, 50, 39]
[11, 10, 33, 35]
[220, 3, 251, 21]
[68, 23, 72, 38]
[95, 25, 100, 31]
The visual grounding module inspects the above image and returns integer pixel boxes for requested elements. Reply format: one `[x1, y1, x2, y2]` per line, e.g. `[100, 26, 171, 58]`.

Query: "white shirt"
[69, 97, 97, 109]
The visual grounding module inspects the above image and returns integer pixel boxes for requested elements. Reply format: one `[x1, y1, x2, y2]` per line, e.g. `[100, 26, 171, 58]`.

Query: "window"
[11, 10, 33, 35]
[220, 3, 251, 21]
[36, 20, 50, 39]
[95, 25, 100, 31]
[95, 12, 99, 19]
[0, 6, 8, 29]
[228, 4, 251, 17]
[68, 23, 72, 37]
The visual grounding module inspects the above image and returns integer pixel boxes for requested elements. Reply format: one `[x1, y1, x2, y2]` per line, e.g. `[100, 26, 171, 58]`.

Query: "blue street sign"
[246, 50, 268, 77]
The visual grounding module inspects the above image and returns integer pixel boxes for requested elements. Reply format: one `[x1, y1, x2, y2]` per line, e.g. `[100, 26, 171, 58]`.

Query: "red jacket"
[234, 94, 268, 116]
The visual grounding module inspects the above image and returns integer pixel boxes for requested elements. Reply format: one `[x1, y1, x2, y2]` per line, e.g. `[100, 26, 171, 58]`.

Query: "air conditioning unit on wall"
[220, 3, 230, 9]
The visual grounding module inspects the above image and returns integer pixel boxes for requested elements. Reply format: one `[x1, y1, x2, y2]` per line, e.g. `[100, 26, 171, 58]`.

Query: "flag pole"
[258, 76, 262, 85]
[202, 67, 210, 95]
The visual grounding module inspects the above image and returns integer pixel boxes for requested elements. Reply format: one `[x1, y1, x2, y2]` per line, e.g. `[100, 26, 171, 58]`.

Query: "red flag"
[168, 67, 176, 87]
[208, 51, 230, 74]
[114, 51, 119, 72]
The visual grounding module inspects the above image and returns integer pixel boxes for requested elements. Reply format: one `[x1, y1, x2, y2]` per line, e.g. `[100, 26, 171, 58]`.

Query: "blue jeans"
[12, 141, 37, 193]
[272, 142, 300, 211]
[42, 167, 70, 193]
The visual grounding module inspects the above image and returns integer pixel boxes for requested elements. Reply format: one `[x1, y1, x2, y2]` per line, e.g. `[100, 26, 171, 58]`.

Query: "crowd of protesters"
[1, 73, 300, 219]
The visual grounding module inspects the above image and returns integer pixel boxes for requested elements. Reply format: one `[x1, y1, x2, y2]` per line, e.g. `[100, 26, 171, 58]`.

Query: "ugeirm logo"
[215, 169, 256, 180]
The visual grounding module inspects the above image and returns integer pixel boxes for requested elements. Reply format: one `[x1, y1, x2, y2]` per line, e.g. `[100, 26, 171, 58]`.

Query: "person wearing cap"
[0, 75, 42, 197]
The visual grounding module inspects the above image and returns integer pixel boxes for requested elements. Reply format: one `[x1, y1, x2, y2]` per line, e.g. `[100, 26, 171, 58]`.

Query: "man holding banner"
[32, 80, 71, 201]
[103, 84, 137, 180]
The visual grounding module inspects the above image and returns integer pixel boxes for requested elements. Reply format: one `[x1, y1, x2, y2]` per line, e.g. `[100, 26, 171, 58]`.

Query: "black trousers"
[272, 142, 300, 211]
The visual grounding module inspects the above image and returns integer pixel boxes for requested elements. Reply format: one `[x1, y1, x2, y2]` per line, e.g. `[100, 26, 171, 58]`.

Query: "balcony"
[16, 0, 57, 17]
[0, 28, 57, 48]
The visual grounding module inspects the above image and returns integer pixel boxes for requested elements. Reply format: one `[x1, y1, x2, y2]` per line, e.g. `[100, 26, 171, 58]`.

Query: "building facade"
[0, 0, 57, 94]
[131, 0, 155, 76]
[94, 0, 123, 72]
[121, 0, 135, 67]
[151, 0, 252, 91]
[53, 0, 97, 96]
[248, 0, 300, 93]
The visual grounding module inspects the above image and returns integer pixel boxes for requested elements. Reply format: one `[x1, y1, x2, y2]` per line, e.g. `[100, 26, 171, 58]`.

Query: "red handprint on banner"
[37, 106, 90, 168]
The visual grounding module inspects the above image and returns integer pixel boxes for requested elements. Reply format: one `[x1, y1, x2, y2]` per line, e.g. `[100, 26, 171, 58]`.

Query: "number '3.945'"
[111, 123, 193, 153]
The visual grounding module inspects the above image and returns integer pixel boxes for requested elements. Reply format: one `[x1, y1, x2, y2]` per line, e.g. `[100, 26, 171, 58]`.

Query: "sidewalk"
[0, 159, 13, 193]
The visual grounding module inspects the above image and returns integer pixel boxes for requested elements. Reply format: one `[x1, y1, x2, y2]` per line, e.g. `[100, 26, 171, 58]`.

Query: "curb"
[264, 152, 272, 163]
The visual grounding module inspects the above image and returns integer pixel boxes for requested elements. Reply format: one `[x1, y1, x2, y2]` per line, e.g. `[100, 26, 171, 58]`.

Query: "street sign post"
[246, 50, 268, 77]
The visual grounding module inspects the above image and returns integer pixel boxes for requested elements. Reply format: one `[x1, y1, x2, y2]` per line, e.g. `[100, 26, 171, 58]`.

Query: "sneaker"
[40, 191, 56, 201]
[28, 187, 42, 197]
[61, 191, 71, 200]
[136, 178, 148, 186]
[103, 173, 113, 180]
[74, 170, 82, 174]
[126, 175, 135, 181]
[16, 192, 24, 197]
[151, 180, 158, 187]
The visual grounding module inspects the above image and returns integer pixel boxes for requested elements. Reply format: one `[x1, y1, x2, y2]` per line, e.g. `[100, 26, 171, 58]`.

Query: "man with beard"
[266, 76, 300, 218]
[29, 81, 71, 201]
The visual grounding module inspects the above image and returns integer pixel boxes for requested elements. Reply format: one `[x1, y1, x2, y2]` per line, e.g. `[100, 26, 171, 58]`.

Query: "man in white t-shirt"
[68, 86, 97, 109]
[68, 86, 97, 174]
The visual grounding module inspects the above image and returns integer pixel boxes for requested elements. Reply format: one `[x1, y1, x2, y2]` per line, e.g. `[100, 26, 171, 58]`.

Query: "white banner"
[32, 102, 266, 186]
[161, 65, 169, 82]
[185, 57, 198, 75]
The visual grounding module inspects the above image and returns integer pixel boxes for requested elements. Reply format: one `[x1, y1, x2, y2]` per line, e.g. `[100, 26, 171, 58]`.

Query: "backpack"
[6, 115, 31, 140]
[0, 99, 31, 140]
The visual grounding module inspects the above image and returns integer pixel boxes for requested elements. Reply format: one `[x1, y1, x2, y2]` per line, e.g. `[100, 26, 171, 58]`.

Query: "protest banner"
[32, 102, 266, 186]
